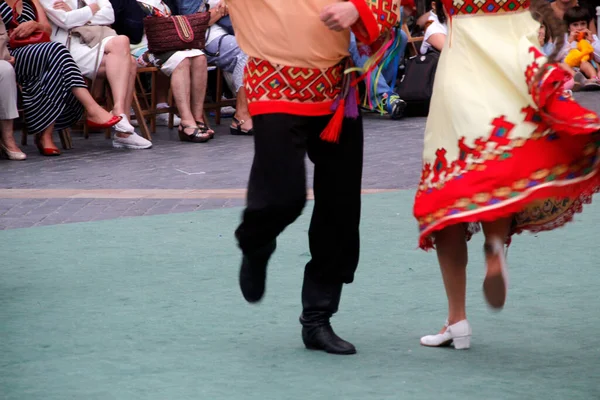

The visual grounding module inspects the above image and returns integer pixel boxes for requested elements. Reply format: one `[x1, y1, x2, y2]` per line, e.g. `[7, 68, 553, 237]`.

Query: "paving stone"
[1, 92, 598, 230]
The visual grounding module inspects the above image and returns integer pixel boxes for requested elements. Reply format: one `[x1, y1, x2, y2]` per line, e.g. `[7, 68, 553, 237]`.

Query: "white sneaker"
[113, 113, 135, 133]
[420, 319, 472, 349]
[130, 112, 181, 127]
[112, 132, 152, 149]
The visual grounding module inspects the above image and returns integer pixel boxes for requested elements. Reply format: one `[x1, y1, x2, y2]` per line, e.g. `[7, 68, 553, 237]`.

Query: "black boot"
[238, 240, 276, 303]
[299, 273, 356, 355]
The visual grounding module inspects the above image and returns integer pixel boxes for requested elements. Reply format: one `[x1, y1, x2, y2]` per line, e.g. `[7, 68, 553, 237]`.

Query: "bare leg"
[232, 87, 253, 131]
[123, 57, 136, 114]
[580, 61, 598, 79]
[190, 55, 208, 124]
[38, 123, 57, 150]
[156, 73, 170, 105]
[481, 217, 512, 309]
[71, 87, 114, 124]
[97, 36, 134, 116]
[170, 59, 195, 131]
[1, 119, 22, 153]
[436, 224, 468, 329]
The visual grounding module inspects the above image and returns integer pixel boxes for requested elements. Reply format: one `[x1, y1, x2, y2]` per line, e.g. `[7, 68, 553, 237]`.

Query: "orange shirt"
[227, 0, 400, 116]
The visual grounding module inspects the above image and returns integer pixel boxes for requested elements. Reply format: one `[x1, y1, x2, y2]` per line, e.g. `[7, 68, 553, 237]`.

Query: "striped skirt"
[11, 41, 87, 134]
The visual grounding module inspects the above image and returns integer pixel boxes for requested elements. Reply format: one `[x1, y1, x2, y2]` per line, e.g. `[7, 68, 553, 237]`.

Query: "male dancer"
[227, 0, 400, 355]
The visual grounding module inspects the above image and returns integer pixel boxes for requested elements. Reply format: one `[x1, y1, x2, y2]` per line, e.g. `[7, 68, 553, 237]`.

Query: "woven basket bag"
[143, 12, 210, 54]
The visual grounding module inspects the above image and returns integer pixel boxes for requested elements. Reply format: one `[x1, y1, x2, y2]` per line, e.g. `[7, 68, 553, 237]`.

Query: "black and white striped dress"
[1, 0, 86, 134]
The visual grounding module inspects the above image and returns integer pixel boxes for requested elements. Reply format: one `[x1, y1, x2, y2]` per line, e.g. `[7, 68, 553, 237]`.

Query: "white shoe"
[112, 132, 152, 149]
[130, 111, 181, 127]
[483, 238, 509, 309]
[420, 320, 472, 349]
[113, 113, 135, 133]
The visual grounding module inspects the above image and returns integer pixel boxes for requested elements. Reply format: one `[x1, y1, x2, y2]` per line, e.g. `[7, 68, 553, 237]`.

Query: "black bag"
[397, 49, 440, 114]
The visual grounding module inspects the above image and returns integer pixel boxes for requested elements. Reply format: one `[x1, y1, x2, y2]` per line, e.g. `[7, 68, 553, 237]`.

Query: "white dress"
[40, 0, 117, 79]
[130, 0, 204, 76]
[413, 0, 600, 250]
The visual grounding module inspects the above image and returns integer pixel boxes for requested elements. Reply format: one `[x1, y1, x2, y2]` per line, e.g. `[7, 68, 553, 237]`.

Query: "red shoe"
[86, 115, 122, 129]
[34, 134, 60, 156]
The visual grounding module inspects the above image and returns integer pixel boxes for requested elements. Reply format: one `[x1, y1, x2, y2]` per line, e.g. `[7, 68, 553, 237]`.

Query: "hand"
[88, 2, 100, 13]
[217, 0, 228, 16]
[7, 56, 15, 65]
[10, 21, 38, 39]
[320, 2, 359, 32]
[568, 30, 578, 42]
[583, 29, 593, 41]
[53, 0, 72, 11]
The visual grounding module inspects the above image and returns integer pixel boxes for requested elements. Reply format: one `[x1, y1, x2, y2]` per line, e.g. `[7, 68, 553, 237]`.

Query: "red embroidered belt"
[444, 0, 530, 17]
[243, 57, 344, 117]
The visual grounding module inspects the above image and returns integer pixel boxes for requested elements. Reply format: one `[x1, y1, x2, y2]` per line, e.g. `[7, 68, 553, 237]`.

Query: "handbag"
[7, 0, 50, 49]
[397, 49, 440, 111]
[143, 12, 210, 54]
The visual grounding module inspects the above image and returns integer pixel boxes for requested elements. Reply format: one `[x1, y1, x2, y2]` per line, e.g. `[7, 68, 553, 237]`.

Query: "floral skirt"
[413, 11, 600, 250]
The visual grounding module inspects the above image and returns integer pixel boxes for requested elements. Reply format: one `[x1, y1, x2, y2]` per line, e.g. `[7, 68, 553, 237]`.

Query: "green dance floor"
[1, 191, 598, 399]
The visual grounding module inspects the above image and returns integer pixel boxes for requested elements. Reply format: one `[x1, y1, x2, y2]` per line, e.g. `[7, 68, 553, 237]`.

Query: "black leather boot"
[299, 272, 356, 355]
[238, 240, 276, 303]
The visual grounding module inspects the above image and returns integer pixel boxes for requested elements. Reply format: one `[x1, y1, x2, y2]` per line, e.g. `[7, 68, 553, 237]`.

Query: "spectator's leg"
[0, 61, 21, 154]
[380, 29, 408, 117]
[36, 123, 57, 151]
[170, 58, 196, 126]
[156, 73, 170, 105]
[349, 33, 392, 110]
[580, 60, 598, 79]
[189, 55, 213, 134]
[99, 36, 134, 117]
[206, 35, 253, 132]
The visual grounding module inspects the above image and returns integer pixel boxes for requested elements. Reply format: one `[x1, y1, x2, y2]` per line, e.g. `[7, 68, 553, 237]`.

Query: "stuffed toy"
[564, 31, 595, 68]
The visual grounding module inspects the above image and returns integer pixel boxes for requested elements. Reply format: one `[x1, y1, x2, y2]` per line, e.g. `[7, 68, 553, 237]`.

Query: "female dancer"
[413, 0, 600, 349]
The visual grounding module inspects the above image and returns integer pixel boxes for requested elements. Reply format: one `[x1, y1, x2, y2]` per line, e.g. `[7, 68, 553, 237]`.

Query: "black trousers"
[234, 113, 364, 284]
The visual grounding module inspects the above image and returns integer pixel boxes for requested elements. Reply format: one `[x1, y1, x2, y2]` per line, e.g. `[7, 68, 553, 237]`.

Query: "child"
[538, 21, 576, 92]
[558, 6, 600, 89]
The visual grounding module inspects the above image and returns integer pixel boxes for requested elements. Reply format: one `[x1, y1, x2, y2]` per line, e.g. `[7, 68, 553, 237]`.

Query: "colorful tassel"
[344, 85, 359, 119]
[345, 27, 404, 114]
[320, 99, 346, 143]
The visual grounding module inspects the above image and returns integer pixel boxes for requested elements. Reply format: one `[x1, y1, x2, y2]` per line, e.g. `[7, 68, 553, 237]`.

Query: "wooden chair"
[133, 66, 176, 137]
[203, 65, 236, 125]
[402, 22, 424, 57]
[133, 64, 237, 134]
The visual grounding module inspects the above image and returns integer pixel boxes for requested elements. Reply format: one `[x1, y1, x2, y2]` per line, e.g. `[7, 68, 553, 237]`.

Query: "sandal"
[230, 116, 254, 136]
[178, 124, 210, 143]
[196, 121, 215, 139]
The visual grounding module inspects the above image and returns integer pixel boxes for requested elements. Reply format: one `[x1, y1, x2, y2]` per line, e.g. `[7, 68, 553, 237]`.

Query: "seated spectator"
[537, 20, 576, 91]
[552, 0, 578, 20]
[130, 0, 213, 142]
[538, 20, 556, 56]
[1, 0, 120, 156]
[557, 6, 600, 88]
[0, 23, 24, 160]
[199, 0, 253, 135]
[41, 0, 152, 149]
[108, 0, 181, 127]
[420, 0, 447, 55]
[348, 28, 408, 118]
